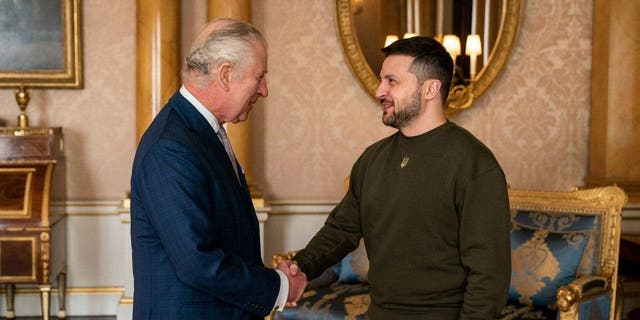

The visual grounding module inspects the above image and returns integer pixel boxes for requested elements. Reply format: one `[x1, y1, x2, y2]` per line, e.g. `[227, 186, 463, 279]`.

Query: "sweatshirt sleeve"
[293, 161, 364, 280]
[458, 166, 511, 320]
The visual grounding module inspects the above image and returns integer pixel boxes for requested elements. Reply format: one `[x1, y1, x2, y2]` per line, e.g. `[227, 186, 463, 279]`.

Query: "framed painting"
[0, 0, 82, 88]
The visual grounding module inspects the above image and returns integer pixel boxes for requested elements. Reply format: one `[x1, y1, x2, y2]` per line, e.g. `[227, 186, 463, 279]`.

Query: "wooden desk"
[0, 127, 66, 320]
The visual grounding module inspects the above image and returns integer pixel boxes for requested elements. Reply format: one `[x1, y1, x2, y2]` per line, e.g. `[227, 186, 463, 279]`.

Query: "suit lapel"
[170, 93, 245, 192]
[169, 92, 261, 261]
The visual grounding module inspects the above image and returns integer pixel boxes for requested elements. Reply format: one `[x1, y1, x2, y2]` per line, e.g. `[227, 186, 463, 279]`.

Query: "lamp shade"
[384, 35, 399, 47]
[465, 34, 482, 55]
[403, 32, 417, 39]
[442, 34, 461, 57]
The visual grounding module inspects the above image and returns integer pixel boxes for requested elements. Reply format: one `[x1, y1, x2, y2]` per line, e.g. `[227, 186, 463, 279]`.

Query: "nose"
[258, 77, 268, 97]
[375, 81, 387, 100]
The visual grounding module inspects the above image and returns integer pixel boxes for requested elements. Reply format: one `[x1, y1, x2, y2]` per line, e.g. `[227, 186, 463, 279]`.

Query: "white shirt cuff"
[273, 269, 289, 312]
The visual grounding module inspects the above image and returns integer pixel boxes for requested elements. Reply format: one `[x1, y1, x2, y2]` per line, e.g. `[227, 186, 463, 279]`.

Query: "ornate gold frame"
[0, 0, 82, 88]
[335, 0, 522, 117]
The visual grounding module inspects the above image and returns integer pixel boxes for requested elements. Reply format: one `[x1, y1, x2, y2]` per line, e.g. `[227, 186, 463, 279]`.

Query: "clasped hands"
[277, 260, 307, 307]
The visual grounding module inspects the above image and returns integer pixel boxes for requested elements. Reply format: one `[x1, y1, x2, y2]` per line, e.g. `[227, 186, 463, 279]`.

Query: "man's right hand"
[276, 260, 307, 307]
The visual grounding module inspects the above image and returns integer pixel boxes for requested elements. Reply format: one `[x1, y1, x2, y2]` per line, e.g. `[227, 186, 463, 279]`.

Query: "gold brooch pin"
[400, 156, 409, 168]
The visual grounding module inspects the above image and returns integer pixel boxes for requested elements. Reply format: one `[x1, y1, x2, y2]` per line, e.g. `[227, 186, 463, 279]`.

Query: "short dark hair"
[382, 37, 454, 105]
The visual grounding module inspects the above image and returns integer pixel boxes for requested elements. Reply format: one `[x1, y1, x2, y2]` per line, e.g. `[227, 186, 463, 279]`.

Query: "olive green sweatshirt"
[294, 121, 511, 320]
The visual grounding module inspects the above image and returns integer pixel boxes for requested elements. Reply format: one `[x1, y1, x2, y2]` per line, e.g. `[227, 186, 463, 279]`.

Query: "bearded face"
[382, 87, 423, 129]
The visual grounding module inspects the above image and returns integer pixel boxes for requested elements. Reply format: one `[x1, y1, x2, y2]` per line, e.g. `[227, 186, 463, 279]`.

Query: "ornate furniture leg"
[39, 284, 51, 320]
[5, 283, 15, 319]
[57, 272, 67, 318]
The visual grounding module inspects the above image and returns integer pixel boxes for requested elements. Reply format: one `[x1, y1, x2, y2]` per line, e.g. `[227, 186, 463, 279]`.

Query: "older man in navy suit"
[130, 18, 307, 319]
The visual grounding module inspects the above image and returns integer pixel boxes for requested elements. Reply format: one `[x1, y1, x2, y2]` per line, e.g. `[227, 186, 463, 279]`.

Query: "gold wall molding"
[268, 200, 338, 215]
[0, 286, 124, 295]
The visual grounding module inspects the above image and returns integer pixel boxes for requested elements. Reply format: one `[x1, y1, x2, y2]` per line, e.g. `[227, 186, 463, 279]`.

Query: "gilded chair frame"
[508, 186, 627, 320]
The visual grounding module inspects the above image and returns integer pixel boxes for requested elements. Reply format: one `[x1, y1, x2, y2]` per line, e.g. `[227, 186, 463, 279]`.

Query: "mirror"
[337, 0, 522, 116]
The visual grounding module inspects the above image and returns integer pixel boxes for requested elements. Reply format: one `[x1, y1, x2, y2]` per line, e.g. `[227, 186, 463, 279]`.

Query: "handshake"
[277, 260, 308, 307]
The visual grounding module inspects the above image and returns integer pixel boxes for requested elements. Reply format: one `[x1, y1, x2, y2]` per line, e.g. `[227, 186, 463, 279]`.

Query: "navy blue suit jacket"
[130, 92, 279, 319]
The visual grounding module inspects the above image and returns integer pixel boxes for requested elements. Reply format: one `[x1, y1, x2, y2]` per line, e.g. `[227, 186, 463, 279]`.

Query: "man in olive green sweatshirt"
[287, 37, 511, 319]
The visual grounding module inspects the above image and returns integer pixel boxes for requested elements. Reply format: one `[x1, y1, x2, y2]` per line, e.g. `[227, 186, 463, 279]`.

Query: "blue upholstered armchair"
[270, 186, 627, 320]
[500, 186, 627, 320]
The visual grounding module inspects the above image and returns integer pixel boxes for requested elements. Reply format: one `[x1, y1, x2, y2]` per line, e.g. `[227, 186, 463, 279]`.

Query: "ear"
[217, 63, 233, 91]
[422, 79, 442, 101]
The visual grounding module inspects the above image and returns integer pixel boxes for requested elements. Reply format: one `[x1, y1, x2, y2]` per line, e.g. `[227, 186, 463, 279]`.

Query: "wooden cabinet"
[0, 127, 66, 320]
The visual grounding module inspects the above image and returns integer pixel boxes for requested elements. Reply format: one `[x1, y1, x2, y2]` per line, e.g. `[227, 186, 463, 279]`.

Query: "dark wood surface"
[0, 127, 67, 318]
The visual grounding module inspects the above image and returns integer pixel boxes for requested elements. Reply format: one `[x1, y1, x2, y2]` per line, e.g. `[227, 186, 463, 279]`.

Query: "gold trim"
[41, 163, 55, 226]
[64, 212, 120, 217]
[119, 296, 134, 305]
[0, 168, 35, 217]
[335, 0, 523, 117]
[0, 237, 37, 282]
[0, 286, 125, 295]
[0, 127, 62, 136]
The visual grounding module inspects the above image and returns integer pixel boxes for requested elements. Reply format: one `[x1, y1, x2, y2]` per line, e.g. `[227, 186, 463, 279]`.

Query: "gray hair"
[183, 18, 266, 82]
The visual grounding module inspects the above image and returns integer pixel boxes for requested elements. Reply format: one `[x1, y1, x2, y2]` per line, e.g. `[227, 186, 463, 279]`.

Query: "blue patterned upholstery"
[511, 210, 600, 276]
[274, 282, 370, 320]
[508, 222, 591, 309]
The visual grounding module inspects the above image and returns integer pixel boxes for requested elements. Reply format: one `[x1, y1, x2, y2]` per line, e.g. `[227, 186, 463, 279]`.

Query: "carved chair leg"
[5, 283, 15, 319]
[39, 284, 51, 320]
[57, 272, 67, 318]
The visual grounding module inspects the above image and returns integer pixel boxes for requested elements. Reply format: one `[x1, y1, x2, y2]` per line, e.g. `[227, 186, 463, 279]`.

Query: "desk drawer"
[0, 234, 39, 282]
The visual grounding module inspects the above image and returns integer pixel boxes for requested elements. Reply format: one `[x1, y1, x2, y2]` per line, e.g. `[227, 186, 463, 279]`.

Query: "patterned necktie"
[217, 125, 240, 182]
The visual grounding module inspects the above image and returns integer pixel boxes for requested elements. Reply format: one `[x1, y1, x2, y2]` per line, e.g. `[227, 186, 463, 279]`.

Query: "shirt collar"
[179, 85, 221, 134]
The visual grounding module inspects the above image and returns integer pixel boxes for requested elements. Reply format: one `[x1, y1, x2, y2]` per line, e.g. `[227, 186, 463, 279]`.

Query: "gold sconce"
[444, 34, 483, 110]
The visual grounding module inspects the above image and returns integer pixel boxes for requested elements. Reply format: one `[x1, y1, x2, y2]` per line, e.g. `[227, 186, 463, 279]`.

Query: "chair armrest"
[557, 275, 610, 312]
[270, 251, 297, 269]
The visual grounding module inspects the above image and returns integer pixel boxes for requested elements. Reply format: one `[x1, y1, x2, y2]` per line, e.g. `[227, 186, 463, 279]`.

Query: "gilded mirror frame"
[336, 0, 522, 117]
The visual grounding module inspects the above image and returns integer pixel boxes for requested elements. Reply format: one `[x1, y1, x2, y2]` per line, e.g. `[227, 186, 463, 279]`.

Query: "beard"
[383, 89, 423, 129]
